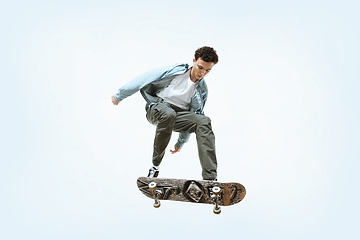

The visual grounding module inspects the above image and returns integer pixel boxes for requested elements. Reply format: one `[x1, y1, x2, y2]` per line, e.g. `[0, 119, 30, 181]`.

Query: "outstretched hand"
[170, 146, 180, 154]
[111, 96, 119, 105]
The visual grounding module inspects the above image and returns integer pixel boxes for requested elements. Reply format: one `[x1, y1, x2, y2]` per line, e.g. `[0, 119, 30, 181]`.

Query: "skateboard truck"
[149, 182, 161, 208]
[212, 186, 221, 214]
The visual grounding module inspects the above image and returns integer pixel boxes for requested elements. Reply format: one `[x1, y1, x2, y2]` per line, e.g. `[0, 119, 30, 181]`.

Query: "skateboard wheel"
[153, 200, 161, 208]
[149, 182, 157, 190]
[213, 206, 221, 215]
[212, 186, 221, 194]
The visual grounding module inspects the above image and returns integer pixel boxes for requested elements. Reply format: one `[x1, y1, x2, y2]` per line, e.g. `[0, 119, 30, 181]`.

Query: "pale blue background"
[1, 0, 359, 239]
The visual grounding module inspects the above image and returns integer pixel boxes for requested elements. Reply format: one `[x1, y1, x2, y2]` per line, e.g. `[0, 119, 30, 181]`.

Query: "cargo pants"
[146, 102, 217, 180]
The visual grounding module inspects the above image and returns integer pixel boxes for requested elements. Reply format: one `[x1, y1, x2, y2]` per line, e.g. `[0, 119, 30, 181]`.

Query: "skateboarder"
[111, 46, 218, 181]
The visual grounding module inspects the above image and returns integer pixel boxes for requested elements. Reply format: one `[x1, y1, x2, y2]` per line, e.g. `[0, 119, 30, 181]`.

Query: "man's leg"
[146, 102, 177, 166]
[173, 111, 217, 180]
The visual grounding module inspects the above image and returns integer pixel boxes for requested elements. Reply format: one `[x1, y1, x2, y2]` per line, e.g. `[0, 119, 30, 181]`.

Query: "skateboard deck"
[137, 177, 246, 214]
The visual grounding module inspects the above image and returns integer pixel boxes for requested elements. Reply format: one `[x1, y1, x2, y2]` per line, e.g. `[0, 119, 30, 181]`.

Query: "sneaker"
[147, 166, 159, 178]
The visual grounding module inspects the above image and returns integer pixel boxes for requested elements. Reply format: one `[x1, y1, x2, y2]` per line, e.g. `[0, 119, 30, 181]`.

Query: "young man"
[111, 46, 218, 181]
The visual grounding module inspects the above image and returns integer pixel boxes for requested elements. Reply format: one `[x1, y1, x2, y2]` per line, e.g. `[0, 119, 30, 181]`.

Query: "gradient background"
[1, 0, 359, 239]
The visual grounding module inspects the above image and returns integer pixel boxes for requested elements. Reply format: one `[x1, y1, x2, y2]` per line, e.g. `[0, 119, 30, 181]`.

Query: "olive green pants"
[146, 102, 217, 180]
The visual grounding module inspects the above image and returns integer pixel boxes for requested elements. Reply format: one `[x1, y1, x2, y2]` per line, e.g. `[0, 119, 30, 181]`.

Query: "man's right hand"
[111, 96, 119, 105]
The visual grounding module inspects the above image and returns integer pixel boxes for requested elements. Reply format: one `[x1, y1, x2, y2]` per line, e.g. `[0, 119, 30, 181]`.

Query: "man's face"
[191, 57, 215, 82]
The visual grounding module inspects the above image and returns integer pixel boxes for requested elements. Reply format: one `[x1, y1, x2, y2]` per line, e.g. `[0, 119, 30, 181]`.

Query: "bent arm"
[113, 64, 178, 103]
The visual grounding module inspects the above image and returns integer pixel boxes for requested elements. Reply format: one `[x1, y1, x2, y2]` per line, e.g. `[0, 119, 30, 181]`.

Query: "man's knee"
[147, 103, 176, 125]
[160, 107, 176, 123]
[198, 116, 211, 126]
[195, 116, 213, 136]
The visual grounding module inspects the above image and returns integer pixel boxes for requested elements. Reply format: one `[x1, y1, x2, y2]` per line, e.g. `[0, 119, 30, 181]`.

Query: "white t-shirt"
[157, 70, 196, 110]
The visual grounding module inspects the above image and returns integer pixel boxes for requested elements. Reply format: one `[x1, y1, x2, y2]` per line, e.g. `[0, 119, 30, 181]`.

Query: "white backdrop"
[1, 0, 359, 239]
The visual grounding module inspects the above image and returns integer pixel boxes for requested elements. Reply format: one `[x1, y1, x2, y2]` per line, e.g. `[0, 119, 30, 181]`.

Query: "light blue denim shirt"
[114, 63, 209, 149]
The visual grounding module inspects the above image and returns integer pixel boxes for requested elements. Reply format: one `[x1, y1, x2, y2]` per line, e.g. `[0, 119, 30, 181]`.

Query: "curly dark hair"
[194, 46, 218, 64]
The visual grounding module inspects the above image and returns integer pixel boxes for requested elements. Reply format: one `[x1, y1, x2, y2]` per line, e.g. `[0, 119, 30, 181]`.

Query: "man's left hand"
[170, 146, 180, 154]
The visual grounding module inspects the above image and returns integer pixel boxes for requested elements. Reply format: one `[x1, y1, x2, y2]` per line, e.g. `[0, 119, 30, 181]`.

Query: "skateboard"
[137, 177, 246, 214]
